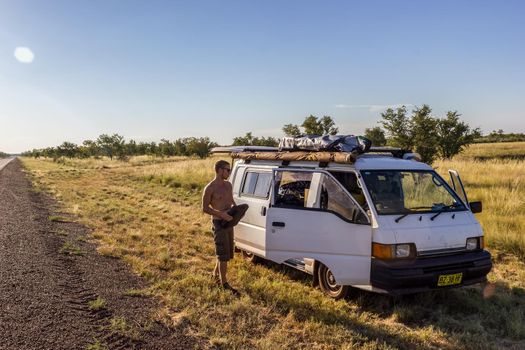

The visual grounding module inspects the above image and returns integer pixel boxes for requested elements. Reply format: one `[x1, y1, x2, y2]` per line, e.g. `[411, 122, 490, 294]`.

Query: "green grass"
[59, 241, 84, 256]
[48, 215, 72, 222]
[85, 340, 108, 350]
[87, 297, 106, 311]
[21, 144, 525, 349]
[108, 317, 141, 341]
[435, 150, 525, 259]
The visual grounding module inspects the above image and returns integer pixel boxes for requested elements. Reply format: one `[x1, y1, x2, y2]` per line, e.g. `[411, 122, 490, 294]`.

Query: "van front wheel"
[317, 263, 349, 299]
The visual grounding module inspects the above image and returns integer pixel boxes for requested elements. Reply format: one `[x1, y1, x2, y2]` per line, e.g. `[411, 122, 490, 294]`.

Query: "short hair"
[214, 160, 230, 173]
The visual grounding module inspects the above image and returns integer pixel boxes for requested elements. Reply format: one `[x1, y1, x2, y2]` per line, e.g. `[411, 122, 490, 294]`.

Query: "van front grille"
[423, 261, 474, 273]
[418, 247, 466, 257]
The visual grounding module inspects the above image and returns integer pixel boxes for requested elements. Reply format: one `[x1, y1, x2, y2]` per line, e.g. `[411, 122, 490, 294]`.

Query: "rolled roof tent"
[231, 151, 357, 164]
[210, 135, 418, 165]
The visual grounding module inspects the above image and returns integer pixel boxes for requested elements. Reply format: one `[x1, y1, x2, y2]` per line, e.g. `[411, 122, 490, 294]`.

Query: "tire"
[242, 250, 261, 263]
[317, 263, 349, 299]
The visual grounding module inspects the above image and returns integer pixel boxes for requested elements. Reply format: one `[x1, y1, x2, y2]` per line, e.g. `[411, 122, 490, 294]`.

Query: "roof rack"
[211, 146, 279, 154]
[210, 145, 419, 163]
[367, 147, 412, 159]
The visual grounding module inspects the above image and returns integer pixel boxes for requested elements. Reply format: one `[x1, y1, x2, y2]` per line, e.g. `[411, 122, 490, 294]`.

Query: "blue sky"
[0, 0, 524, 153]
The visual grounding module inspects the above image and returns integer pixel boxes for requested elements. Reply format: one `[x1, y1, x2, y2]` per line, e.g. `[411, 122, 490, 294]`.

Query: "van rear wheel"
[317, 263, 349, 299]
[242, 250, 260, 263]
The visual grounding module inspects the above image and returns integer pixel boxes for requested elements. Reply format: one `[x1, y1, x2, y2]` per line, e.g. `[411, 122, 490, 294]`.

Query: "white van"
[214, 146, 492, 299]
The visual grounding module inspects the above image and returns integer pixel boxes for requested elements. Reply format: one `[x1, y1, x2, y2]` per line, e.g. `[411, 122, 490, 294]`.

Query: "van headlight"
[395, 244, 411, 258]
[466, 237, 483, 251]
[373, 243, 416, 259]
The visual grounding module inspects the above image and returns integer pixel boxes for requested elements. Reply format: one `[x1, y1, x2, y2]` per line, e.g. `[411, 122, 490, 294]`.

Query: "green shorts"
[212, 219, 234, 262]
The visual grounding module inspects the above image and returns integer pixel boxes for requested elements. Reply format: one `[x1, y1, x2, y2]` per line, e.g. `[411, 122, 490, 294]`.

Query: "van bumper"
[370, 250, 492, 296]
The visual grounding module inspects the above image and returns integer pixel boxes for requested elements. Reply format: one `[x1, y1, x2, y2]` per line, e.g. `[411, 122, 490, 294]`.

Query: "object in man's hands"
[221, 204, 249, 228]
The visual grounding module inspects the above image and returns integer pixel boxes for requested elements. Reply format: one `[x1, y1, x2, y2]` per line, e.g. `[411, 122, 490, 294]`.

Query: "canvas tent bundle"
[231, 151, 357, 164]
[213, 135, 379, 165]
[279, 135, 372, 154]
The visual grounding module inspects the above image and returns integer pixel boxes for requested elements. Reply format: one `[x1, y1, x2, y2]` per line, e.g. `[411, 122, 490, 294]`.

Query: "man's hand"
[220, 211, 233, 221]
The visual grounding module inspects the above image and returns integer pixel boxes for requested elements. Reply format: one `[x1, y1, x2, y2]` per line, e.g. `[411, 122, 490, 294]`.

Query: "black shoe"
[221, 282, 240, 297]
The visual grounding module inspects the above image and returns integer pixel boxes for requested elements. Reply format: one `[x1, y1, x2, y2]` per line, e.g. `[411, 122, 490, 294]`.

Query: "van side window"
[330, 171, 367, 209]
[254, 173, 272, 197]
[241, 171, 272, 198]
[242, 172, 258, 195]
[274, 171, 313, 208]
[317, 174, 367, 224]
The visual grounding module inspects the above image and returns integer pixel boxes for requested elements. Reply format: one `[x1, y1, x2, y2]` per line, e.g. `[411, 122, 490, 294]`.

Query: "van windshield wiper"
[395, 206, 432, 222]
[395, 203, 463, 223]
[395, 212, 411, 223]
[430, 204, 459, 221]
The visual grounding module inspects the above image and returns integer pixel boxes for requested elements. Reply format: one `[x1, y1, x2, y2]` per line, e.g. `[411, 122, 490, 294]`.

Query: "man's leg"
[212, 219, 225, 282]
[218, 227, 231, 284]
[218, 260, 228, 285]
[213, 260, 220, 279]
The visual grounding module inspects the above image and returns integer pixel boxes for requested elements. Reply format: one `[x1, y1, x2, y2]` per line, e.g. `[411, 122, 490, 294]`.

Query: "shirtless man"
[202, 160, 238, 294]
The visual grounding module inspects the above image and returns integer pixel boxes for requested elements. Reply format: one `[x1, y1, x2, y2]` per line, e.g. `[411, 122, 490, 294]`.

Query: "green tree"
[379, 104, 480, 163]
[283, 115, 338, 137]
[380, 106, 413, 149]
[43, 147, 59, 160]
[158, 139, 175, 157]
[232, 132, 279, 146]
[364, 127, 387, 146]
[125, 139, 138, 156]
[57, 141, 79, 158]
[96, 134, 125, 160]
[257, 136, 279, 147]
[232, 132, 255, 146]
[185, 137, 218, 158]
[81, 140, 100, 158]
[319, 115, 339, 135]
[410, 105, 439, 164]
[173, 139, 187, 156]
[282, 124, 302, 137]
[301, 115, 338, 135]
[437, 111, 481, 159]
[476, 129, 525, 143]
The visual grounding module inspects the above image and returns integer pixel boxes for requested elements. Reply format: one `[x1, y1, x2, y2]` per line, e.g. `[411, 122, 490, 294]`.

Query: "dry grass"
[21, 143, 525, 349]
[455, 142, 525, 161]
[434, 143, 525, 258]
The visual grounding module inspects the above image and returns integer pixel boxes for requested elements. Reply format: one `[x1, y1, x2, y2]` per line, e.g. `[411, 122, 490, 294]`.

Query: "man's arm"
[229, 182, 236, 206]
[202, 184, 232, 221]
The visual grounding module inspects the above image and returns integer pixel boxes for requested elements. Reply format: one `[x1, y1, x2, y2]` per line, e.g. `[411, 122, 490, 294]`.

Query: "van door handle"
[261, 206, 267, 216]
[272, 221, 285, 227]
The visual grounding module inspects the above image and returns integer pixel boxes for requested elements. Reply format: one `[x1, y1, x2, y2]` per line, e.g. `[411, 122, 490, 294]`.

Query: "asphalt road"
[0, 157, 14, 172]
[0, 159, 202, 349]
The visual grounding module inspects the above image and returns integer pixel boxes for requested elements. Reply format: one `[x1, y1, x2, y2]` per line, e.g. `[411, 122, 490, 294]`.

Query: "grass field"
[434, 142, 525, 258]
[21, 142, 525, 349]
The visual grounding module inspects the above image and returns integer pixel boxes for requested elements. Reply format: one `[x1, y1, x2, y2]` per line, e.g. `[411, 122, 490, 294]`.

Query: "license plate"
[437, 273, 463, 287]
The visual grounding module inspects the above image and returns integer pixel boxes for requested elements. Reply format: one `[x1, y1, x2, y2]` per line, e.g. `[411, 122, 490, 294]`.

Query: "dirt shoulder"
[0, 159, 205, 350]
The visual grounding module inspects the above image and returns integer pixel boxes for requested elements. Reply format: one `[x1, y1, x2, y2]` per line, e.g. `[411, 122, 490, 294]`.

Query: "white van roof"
[355, 155, 433, 171]
[236, 155, 432, 171]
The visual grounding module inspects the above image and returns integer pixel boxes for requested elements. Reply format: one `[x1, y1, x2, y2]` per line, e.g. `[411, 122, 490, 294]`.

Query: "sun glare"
[14, 47, 35, 63]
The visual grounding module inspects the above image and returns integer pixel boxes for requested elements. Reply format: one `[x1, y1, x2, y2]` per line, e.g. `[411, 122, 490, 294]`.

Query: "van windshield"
[360, 170, 466, 215]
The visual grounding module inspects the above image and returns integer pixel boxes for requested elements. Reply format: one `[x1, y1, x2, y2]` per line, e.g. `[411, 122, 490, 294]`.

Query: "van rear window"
[241, 171, 272, 198]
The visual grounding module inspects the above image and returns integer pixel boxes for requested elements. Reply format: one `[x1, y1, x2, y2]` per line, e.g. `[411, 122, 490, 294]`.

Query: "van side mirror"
[469, 201, 482, 213]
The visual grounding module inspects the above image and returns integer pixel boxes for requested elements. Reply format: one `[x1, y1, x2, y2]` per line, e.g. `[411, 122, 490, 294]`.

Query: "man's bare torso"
[206, 180, 233, 219]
